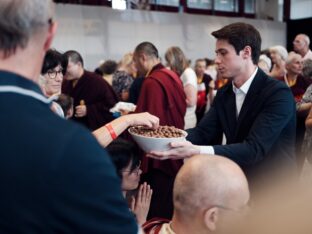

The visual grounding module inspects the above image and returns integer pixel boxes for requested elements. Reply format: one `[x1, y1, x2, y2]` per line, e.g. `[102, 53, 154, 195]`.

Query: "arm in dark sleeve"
[213, 87, 295, 167]
[86, 80, 118, 128]
[52, 128, 138, 233]
[187, 98, 223, 145]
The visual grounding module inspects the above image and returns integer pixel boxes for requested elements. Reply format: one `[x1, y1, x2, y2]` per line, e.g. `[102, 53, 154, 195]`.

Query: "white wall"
[53, 4, 286, 70]
[291, 0, 312, 19]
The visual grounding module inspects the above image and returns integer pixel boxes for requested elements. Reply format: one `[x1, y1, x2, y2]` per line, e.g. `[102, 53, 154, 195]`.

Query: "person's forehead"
[215, 39, 234, 51]
[295, 35, 304, 42]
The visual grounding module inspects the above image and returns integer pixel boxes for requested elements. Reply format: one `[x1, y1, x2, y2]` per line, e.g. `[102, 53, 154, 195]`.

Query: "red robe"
[62, 70, 118, 131]
[135, 63, 186, 219]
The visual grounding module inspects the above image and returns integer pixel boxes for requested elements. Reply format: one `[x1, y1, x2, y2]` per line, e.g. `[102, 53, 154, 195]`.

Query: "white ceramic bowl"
[128, 126, 188, 152]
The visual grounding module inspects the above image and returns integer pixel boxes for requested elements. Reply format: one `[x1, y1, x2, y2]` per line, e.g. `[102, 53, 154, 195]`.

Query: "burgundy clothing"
[281, 75, 312, 171]
[135, 63, 186, 219]
[62, 70, 118, 131]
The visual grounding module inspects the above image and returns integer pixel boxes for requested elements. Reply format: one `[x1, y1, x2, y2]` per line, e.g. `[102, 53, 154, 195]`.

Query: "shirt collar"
[232, 67, 258, 95]
[0, 70, 51, 105]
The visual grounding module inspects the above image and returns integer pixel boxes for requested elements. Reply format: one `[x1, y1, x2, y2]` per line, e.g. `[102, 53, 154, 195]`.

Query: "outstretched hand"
[126, 112, 159, 129]
[147, 141, 200, 160]
[131, 182, 153, 225]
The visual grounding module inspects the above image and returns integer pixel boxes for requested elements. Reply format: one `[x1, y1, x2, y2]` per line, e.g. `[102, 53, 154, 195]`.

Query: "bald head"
[293, 34, 310, 57]
[173, 155, 249, 219]
[134, 42, 159, 59]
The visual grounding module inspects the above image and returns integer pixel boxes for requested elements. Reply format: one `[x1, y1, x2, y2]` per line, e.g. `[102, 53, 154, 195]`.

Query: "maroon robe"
[62, 70, 118, 131]
[135, 63, 186, 219]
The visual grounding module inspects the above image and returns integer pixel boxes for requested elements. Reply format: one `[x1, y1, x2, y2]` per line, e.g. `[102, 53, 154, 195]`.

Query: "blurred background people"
[98, 59, 118, 86]
[112, 52, 136, 101]
[269, 45, 288, 79]
[194, 58, 214, 123]
[165, 46, 197, 129]
[258, 54, 272, 75]
[62, 50, 118, 130]
[293, 33, 312, 61]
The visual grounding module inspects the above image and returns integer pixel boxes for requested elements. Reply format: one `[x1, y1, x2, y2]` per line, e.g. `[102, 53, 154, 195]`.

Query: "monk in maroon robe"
[62, 50, 118, 131]
[133, 42, 186, 219]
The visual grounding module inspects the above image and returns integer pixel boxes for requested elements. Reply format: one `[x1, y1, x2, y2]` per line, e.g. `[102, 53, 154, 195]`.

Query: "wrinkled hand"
[75, 105, 87, 117]
[147, 141, 200, 160]
[131, 182, 153, 225]
[126, 112, 159, 129]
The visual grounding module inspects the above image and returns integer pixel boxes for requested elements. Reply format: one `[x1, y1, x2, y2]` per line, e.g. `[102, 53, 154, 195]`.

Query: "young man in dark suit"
[0, 0, 139, 233]
[149, 22, 297, 191]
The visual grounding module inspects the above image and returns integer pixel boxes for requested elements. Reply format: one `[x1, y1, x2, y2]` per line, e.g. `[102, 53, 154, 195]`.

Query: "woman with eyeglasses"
[39, 48, 68, 117]
[107, 139, 153, 226]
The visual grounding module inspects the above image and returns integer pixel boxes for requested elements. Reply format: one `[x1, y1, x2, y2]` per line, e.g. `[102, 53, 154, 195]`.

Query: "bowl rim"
[128, 126, 188, 139]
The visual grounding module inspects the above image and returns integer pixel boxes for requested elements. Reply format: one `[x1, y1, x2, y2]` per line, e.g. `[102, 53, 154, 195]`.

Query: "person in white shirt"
[165, 47, 197, 129]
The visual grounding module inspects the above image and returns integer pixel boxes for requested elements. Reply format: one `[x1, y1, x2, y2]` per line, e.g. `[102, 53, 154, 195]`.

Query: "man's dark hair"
[134, 41, 159, 59]
[106, 139, 140, 179]
[211, 22, 261, 64]
[99, 60, 118, 75]
[41, 49, 68, 75]
[64, 50, 84, 67]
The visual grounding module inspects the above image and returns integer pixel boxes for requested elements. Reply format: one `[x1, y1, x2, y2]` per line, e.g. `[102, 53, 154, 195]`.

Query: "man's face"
[64, 58, 81, 81]
[133, 52, 147, 77]
[195, 61, 206, 77]
[293, 35, 306, 53]
[214, 39, 244, 79]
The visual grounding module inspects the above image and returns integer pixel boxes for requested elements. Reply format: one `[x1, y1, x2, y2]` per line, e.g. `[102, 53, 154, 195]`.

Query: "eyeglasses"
[122, 161, 141, 175]
[47, 69, 63, 79]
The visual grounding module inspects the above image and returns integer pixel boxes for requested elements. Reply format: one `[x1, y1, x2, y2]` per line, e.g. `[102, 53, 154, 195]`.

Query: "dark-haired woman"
[107, 140, 153, 225]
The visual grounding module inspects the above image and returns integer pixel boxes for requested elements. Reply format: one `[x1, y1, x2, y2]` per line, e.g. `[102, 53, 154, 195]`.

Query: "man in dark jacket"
[149, 23, 297, 192]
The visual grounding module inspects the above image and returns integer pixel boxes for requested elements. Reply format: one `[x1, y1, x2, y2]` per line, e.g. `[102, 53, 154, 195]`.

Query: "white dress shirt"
[199, 67, 258, 155]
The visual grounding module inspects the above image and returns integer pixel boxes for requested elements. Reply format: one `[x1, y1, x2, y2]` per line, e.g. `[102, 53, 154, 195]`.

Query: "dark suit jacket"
[187, 69, 297, 185]
[0, 71, 137, 233]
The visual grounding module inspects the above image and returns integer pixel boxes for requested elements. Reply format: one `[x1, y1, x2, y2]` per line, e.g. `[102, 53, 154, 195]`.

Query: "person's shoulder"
[183, 67, 196, 77]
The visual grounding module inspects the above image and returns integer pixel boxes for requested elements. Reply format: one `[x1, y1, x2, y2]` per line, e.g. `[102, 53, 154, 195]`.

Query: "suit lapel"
[236, 69, 267, 134]
[222, 84, 238, 138]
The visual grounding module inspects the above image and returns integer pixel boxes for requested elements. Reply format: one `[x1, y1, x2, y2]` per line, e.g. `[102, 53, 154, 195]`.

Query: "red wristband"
[105, 124, 117, 140]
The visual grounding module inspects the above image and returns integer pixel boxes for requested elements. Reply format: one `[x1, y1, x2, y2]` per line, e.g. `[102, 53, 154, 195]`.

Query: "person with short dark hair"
[133, 41, 186, 219]
[107, 139, 153, 226]
[62, 50, 118, 131]
[149, 22, 297, 193]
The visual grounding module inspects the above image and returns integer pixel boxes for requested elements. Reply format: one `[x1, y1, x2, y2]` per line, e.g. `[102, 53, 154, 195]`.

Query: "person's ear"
[242, 46, 252, 60]
[44, 21, 58, 51]
[204, 207, 219, 231]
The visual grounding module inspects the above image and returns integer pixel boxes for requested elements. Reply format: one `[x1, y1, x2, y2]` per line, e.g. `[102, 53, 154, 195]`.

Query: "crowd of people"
[2, 0, 312, 233]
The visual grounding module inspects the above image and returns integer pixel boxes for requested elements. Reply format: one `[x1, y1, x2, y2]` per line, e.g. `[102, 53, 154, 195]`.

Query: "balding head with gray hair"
[0, 0, 54, 58]
[171, 155, 249, 233]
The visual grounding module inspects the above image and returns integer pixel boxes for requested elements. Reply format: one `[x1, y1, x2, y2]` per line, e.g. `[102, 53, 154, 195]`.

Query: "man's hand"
[124, 112, 159, 129]
[147, 141, 200, 160]
[75, 105, 87, 117]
